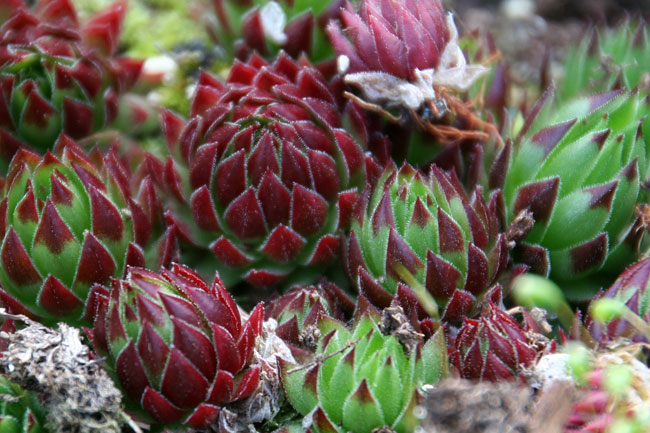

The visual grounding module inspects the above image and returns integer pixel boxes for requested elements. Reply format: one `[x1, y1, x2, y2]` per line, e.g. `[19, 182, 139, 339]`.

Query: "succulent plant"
[162, 52, 381, 288]
[209, 0, 340, 65]
[0, 136, 175, 326]
[92, 263, 264, 429]
[448, 302, 552, 381]
[264, 281, 354, 358]
[559, 20, 650, 102]
[0, 0, 142, 171]
[587, 258, 650, 344]
[280, 312, 447, 433]
[326, 0, 497, 171]
[327, 0, 487, 111]
[0, 375, 47, 433]
[343, 163, 508, 324]
[489, 88, 650, 298]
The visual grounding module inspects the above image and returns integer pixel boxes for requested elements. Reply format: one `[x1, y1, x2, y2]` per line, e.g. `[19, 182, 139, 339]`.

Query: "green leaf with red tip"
[536, 133, 602, 195]
[31, 214, 80, 287]
[360, 222, 390, 281]
[281, 359, 319, 416]
[604, 161, 639, 238]
[506, 121, 572, 202]
[371, 355, 404, 425]
[549, 233, 609, 280]
[320, 347, 355, 425]
[418, 326, 449, 385]
[542, 182, 617, 249]
[341, 380, 385, 433]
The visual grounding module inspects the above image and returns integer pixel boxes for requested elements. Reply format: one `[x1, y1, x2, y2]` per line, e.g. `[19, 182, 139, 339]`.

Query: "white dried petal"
[342, 14, 486, 110]
[433, 65, 489, 91]
[412, 69, 437, 101]
[344, 71, 430, 110]
[434, 13, 489, 90]
[219, 319, 294, 433]
[260, 1, 287, 45]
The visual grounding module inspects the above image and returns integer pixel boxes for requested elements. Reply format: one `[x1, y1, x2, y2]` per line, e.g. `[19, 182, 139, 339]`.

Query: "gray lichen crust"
[0, 310, 130, 433]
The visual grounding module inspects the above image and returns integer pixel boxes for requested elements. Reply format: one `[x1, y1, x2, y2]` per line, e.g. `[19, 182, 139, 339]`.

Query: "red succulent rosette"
[327, 0, 450, 81]
[327, 0, 487, 111]
[0, 0, 142, 166]
[587, 258, 650, 344]
[92, 264, 263, 429]
[449, 302, 551, 381]
[160, 52, 382, 288]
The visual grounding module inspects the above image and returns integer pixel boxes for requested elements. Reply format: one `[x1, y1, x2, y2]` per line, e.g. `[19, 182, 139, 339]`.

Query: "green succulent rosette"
[0, 0, 142, 172]
[490, 88, 650, 298]
[559, 20, 650, 102]
[0, 376, 47, 433]
[0, 137, 174, 326]
[344, 163, 508, 324]
[280, 313, 447, 433]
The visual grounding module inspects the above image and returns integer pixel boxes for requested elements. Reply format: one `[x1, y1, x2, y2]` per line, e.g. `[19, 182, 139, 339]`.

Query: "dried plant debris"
[379, 303, 425, 356]
[219, 318, 295, 433]
[419, 379, 573, 433]
[0, 310, 135, 433]
[419, 379, 535, 433]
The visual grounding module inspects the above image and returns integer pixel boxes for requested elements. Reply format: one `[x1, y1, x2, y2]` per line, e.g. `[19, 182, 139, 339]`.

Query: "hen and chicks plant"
[0, 0, 649, 433]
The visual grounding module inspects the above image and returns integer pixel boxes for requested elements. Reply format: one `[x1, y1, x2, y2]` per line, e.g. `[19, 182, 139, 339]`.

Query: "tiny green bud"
[590, 298, 627, 324]
[608, 419, 636, 433]
[604, 364, 633, 397]
[565, 342, 593, 383]
[512, 274, 564, 311]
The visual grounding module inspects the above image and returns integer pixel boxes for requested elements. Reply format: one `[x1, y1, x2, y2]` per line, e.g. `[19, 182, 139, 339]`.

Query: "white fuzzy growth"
[337, 54, 350, 74]
[343, 13, 489, 110]
[260, 1, 288, 45]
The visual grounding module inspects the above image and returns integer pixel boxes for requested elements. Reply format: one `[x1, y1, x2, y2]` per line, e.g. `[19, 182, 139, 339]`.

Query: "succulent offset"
[92, 264, 263, 429]
[559, 20, 650, 101]
[588, 258, 650, 344]
[280, 312, 447, 433]
[344, 163, 508, 324]
[265, 281, 354, 357]
[0, 375, 47, 433]
[0, 0, 142, 171]
[0, 137, 177, 326]
[490, 89, 650, 296]
[162, 52, 380, 288]
[328, 0, 487, 110]
[448, 302, 551, 381]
